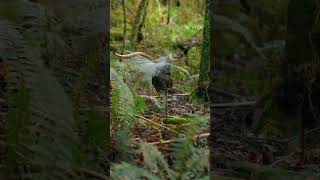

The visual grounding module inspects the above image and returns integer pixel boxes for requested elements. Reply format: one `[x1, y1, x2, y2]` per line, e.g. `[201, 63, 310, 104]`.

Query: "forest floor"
[111, 50, 320, 178]
[110, 42, 320, 180]
[129, 87, 210, 155]
[210, 56, 320, 178]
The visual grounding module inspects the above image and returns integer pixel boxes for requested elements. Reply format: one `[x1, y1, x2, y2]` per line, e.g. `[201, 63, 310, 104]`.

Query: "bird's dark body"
[152, 64, 173, 92]
[152, 75, 173, 92]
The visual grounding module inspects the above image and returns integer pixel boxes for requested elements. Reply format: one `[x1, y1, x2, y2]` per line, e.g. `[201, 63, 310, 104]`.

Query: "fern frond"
[139, 143, 177, 179]
[0, 15, 83, 180]
[111, 141, 209, 180]
[111, 162, 162, 180]
[111, 68, 135, 128]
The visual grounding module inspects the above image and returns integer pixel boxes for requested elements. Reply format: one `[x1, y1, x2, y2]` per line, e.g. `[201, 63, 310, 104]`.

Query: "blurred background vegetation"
[0, 0, 108, 179]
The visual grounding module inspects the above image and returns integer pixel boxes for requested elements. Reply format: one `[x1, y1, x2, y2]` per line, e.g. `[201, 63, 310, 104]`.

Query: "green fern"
[111, 68, 135, 128]
[111, 141, 209, 180]
[1, 0, 108, 179]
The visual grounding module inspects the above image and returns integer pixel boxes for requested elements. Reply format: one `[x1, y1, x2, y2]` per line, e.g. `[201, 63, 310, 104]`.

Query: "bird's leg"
[165, 88, 168, 121]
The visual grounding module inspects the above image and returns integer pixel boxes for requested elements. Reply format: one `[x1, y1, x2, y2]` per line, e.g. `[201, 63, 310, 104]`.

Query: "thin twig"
[149, 133, 209, 145]
[173, 93, 190, 96]
[125, 6, 136, 18]
[167, 0, 170, 24]
[165, 89, 168, 122]
[122, 0, 126, 52]
[135, 115, 177, 133]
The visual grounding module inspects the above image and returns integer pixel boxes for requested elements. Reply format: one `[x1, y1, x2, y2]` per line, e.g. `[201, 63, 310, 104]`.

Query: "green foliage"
[187, 47, 201, 72]
[171, 140, 209, 179]
[110, 1, 209, 179]
[164, 114, 207, 133]
[111, 0, 205, 55]
[138, 143, 177, 179]
[111, 141, 209, 180]
[1, 0, 107, 179]
[198, 0, 211, 84]
[134, 96, 148, 113]
[111, 162, 163, 180]
[111, 68, 135, 129]
[111, 129, 135, 164]
[82, 109, 108, 150]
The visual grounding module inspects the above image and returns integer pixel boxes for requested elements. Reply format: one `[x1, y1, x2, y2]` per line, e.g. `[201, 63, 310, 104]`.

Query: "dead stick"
[135, 115, 177, 133]
[126, 6, 136, 18]
[165, 88, 168, 122]
[149, 133, 209, 145]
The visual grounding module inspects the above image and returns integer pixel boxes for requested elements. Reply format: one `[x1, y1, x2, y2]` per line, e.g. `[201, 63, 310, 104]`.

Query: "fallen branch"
[149, 133, 210, 145]
[211, 101, 256, 109]
[135, 115, 177, 133]
[173, 93, 190, 96]
[125, 6, 136, 18]
[114, 52, 154, 61]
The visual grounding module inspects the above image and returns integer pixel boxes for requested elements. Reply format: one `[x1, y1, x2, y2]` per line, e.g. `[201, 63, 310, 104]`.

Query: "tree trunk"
[161, 0, 167, 6]
[137, 0, 149, 44]
[129, 0, 149, 50]
[167, 0, 170, 24]
[122, 0, 126, 53]
[207, 0, 214, 173]
[197, 0, 211, 99]
[275, 0, 318, 119]
[273, 0, 319, 165]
